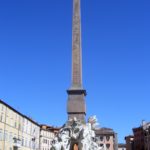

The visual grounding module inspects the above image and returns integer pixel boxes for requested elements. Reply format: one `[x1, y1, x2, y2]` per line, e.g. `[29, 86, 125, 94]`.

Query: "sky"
[0, 0, 150, 143]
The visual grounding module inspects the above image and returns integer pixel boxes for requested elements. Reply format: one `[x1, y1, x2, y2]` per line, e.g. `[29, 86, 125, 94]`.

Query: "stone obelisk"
[67, 0, 86, 122]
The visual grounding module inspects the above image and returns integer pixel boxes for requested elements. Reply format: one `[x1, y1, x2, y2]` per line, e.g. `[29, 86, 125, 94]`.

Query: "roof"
[40, 124, 61, 131]
[132, 126, 143, 132]
[0, 99, 40, 126]
[118, 143, 126, 148]
[95, 127, 115, 135]
[125, 135, 134, 140]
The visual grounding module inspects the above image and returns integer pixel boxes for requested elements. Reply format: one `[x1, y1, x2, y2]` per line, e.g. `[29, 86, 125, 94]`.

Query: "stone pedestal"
[67, 89, 86, 122]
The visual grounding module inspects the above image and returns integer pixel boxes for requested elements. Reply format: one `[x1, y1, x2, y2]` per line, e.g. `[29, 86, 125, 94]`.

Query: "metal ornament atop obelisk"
[67, 0, 86, 123]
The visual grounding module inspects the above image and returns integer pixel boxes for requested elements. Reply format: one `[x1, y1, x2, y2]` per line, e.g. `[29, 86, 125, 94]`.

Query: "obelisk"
[67, 0, 86, 122]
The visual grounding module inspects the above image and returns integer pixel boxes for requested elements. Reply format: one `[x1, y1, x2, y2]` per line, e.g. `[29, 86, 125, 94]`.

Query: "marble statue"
[50, 116, 102, 150]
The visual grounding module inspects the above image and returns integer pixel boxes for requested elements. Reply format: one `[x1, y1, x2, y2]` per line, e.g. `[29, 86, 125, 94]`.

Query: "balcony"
[13, 137, 22, 148]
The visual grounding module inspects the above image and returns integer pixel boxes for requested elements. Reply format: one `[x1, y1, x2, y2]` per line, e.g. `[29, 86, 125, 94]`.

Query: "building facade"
[95, 128, 118, 150]
[0, 100, 40, 150]
[118, 143, 126, 150]
[125, 135, 134, 150]
[132, 126, 145, 150]
[142, 122, 150, 150]
[125, 121, 150, 150]
[40, 125, 59, 150]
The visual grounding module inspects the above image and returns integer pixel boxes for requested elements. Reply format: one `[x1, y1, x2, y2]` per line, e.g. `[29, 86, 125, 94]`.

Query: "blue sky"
[0, 0, 150, 143]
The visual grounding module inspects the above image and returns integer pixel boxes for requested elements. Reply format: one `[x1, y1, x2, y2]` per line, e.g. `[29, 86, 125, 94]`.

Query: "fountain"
[50, 116, 102, 150]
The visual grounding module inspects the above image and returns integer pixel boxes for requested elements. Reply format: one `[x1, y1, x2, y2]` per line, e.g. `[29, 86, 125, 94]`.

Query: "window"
[4, 131, 8, 141]
[0, 115, 2, 122]
[29, 140, 31, 148]
[27, 139, 30, 147]
[22, 138, 24, 146]
[0, 130, 3, 140]
[2, 105, 4, 111]
[14, 122, 17, 128]
[13, 134, 16, 143]
[0, 113, 3, 122]
[6, 109, 9, 116]
[10, 118, 13, 126]
[106, 144, 110, 150]
[100, 136, 103, 141]
[9, 132, 13, 143]
[25, 139, 27, 147]
[106, 136, 110, 141]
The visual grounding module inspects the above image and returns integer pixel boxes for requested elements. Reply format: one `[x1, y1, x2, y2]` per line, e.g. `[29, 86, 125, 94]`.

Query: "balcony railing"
[13, 137, 22, 148]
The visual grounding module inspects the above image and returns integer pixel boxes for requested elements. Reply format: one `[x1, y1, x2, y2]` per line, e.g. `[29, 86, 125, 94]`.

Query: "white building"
[0, 99, 40, 150]
[40, 125, 59, 150]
